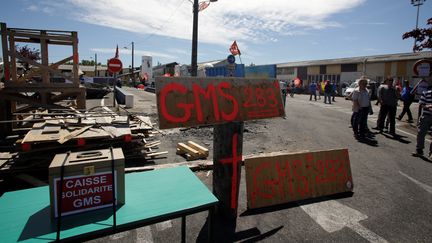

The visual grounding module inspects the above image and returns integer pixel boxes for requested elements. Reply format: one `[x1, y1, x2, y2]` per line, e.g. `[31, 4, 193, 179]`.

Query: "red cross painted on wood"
[219, 133, 242, 210]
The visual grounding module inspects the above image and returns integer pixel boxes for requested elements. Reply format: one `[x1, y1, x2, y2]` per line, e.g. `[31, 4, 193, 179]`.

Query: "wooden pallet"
[176, 141, 209, 161]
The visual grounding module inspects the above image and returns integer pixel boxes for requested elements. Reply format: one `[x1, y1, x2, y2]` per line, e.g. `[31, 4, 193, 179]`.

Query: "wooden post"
[1, 23, 10, 82]
[0, 99, 12, 138]
[213, 121, 244, 219]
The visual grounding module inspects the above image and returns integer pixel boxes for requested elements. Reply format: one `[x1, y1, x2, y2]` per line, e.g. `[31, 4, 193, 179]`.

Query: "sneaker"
[396, 117, 402, 121]
[412, 149, 424, 157]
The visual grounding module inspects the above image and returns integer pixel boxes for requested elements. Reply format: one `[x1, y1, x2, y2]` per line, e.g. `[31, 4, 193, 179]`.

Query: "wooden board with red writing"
[155, 77, 285, 129]
[245, 149, 353, 209]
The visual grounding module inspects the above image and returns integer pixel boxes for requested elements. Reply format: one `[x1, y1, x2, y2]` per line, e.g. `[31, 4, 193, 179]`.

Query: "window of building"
[341, 64, 357, 72]
[320, 65, 326, 74]
[277, 67, 295, 75]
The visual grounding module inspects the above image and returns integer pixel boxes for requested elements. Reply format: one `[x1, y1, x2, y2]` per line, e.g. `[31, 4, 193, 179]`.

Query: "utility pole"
[94, 53, 97, 76]
[191, 0, 199, 77]
[131, 41, 135, 86]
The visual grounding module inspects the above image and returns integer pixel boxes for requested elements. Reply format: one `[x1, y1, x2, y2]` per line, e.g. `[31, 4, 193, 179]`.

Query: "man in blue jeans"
[413, 86, 432, 157]
[352, 78, 370, 139]
[309, 81, 317, 101]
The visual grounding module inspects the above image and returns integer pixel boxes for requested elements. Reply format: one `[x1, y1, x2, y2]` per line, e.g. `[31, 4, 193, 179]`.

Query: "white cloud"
[26, 5, 38, 11]
[90, 48, 177, 59]
[33, 0, 366, 46]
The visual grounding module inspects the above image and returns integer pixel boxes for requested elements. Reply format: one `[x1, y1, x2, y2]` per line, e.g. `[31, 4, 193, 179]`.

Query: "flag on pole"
[198, 2, 209, 11]
[229, 41, 241, 56]
[115, 45, 119, 58]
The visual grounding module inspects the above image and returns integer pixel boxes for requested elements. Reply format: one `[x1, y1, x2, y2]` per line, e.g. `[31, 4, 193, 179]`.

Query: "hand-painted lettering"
[246, 149, 353, 209]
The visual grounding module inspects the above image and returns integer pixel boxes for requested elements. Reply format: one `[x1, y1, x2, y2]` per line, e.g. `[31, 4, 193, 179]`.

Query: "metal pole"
[94, 53, 97, 76]
[191, 0, 199, 77]
[132, 41, 135, 86]
[113, 73, 117, 107]
[412, 0, 424, 49]
[414, 4, 420, 47]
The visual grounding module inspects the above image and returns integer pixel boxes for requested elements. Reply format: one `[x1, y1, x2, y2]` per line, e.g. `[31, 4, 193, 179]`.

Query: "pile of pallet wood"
[0, 107, 166, 174]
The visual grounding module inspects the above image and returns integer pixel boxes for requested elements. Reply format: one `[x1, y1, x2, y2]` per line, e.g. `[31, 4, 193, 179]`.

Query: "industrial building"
[276, 51, 432, 85]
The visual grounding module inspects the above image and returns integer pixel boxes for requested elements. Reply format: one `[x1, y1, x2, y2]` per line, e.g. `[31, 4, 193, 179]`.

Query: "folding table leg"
[208, 207, 215, 243]
[182, 216, 186, 243]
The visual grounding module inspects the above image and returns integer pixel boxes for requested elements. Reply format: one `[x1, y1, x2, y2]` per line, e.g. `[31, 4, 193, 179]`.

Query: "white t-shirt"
[352, 88, 370, 108]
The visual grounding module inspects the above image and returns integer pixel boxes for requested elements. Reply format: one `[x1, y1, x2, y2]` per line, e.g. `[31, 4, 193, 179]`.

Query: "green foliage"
[15, 45, 41, 71]
[403, 18, 432, 52]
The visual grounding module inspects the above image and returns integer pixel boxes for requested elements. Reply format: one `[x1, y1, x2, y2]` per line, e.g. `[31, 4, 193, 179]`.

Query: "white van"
[344, 78, 378, 100]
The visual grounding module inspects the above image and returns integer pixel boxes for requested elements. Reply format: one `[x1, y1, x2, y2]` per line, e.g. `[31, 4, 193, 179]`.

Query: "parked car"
[344, 79, 378, 100]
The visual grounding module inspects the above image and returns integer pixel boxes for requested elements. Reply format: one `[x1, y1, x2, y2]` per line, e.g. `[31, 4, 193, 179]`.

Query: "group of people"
[350, 76, 432, 159]
[309, 80, 337, 103]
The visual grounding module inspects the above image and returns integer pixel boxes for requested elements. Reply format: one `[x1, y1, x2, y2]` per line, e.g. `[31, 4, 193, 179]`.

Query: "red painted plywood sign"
[245, 149, 353, 209]
[54, 171, 117, 217]
[155, 77, 285, 129]
[108, 58, 123, 74]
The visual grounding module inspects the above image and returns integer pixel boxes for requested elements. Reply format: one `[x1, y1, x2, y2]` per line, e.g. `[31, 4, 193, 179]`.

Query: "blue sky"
[1, 0, 431, 68]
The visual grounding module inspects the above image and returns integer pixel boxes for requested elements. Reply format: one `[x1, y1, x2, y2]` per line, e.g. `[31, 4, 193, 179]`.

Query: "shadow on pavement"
[355, 133, 378, 146]
[412, 154, 432, 164]
[381, 133, 411, 144]
[197, 215, 284, 242]
[239, 191, 354, 217]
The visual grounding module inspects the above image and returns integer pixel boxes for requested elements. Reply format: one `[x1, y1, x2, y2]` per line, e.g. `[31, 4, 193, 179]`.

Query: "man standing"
[331, 81, 337, 102]
[324, 81, 332, 104]
[413, 85, 432, 157]
[397, 80, 414, 123]
[376, 77, 399, 136]
[352, 78, 370, 139]
[309, 81, 317, 101]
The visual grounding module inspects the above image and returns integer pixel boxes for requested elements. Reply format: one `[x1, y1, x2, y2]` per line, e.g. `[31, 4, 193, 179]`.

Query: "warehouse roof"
[277, 51, 432, 68]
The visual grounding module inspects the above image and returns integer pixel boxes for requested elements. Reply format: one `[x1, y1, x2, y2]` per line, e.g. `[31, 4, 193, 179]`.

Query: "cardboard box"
[49, 148, 125, 218]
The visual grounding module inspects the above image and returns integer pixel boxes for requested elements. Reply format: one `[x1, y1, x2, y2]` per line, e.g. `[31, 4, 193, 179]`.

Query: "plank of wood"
[177, 143, 200, 157]
[58, 125, 92, 144]
[146, 151, 168, 157]
[187, 141, 209, 157]
[16, 174, 48, 186]
[144, 141, 161, 148]
[95, 116, 113, 124]
[125, 160, 214, 173]
[42, 126, 61, 134]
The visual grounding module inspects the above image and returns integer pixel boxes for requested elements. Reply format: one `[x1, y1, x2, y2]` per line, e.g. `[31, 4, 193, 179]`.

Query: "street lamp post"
[411, 0, 426, 47]
[190, 0, 217, 77]
[124, 42, 135, 86]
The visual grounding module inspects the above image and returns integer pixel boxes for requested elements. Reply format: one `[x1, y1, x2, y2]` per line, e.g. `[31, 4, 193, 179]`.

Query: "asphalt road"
[88, 89, 432, 243]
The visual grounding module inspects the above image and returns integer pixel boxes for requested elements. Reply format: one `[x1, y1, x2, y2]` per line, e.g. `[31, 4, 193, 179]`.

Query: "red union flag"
[198, 2, 209, 11]
[229, 41, 241, 56]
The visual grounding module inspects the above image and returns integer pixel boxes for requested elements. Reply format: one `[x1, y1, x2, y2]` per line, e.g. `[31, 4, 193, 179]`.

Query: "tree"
[80, 59, 95, 66]
[403, 17, 432, 52]
[16, 45, 41, 73]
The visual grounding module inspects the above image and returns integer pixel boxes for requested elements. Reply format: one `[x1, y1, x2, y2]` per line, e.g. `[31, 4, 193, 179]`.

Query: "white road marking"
[301, 200, 388, 243]
[155, 220, 172, 231]
[136, 226, 154, 243]
[399, 171, 432, 194]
